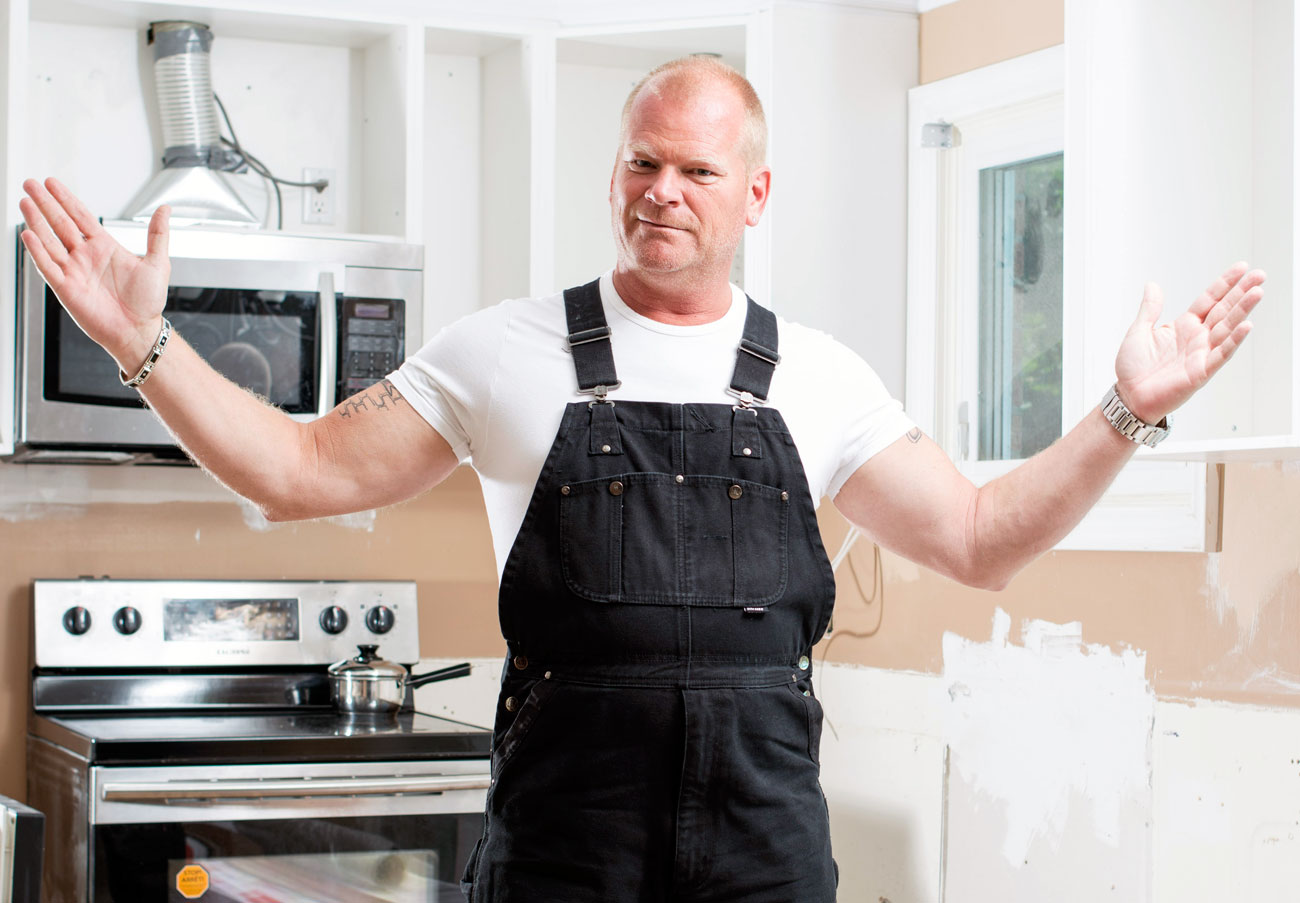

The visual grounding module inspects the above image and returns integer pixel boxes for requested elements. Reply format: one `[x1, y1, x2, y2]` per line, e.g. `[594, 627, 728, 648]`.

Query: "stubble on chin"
[615, 219, 693, 274]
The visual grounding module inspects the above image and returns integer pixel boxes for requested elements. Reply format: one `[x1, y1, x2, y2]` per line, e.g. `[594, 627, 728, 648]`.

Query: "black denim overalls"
[462, 280, 839, 902]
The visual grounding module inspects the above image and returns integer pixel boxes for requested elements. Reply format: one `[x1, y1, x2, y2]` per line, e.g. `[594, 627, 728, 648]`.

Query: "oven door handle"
[100, 773, 492, 801]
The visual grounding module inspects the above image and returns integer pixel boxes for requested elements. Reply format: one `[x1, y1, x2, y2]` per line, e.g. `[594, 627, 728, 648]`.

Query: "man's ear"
[746, 166, 772, 227]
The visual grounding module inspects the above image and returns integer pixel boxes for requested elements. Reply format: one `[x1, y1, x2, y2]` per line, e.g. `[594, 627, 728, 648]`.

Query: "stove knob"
[113, 606, 142, 636]
[62, 606, 91, 636]
[365, 605, 394, 635]
[319, 605, 349, 635]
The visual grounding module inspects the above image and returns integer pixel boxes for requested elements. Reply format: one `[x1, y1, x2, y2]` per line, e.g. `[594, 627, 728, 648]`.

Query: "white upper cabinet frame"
[1068, 0, 1298, 460]
[907, 46, 1220, 552]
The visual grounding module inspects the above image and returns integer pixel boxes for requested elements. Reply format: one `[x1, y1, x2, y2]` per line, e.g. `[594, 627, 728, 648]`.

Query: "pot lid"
[327, 644, 406, 679]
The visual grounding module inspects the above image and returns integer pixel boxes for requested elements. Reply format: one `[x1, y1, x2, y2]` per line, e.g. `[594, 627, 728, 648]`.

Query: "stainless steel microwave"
[12, 223, 422, 464]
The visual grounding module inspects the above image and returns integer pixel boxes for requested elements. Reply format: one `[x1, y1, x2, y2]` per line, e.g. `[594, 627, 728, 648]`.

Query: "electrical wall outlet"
[302, 167, 335, 225]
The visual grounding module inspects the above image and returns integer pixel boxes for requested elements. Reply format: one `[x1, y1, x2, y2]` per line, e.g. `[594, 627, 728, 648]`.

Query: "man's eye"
[630, 159, 654, 169]
[693, 169, 715, 177]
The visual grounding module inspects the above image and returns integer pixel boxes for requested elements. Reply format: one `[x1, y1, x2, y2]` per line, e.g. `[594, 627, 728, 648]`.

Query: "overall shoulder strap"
[728, 297, 780, 403]
[563, 279, 620, 395]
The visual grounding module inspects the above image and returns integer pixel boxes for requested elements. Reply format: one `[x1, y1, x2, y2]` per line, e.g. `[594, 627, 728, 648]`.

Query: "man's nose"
[645, 168, 682, 206]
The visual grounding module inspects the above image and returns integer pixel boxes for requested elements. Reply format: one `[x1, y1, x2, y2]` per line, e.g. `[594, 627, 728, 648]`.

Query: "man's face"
[610, 78, 769, 281]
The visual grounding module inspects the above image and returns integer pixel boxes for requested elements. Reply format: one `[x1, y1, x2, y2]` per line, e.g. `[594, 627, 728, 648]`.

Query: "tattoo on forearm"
[906, 428, 923, 444]
[338, 379, 406, 418]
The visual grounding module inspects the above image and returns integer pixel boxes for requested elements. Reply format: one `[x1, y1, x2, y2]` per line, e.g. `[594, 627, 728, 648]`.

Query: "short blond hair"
[619, 56, 767, 172]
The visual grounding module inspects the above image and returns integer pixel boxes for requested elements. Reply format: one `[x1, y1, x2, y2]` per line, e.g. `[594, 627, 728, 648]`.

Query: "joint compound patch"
[943, 608, 1155, 868]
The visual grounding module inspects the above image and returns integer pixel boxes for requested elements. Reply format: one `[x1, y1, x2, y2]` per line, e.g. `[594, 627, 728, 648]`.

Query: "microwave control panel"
[338, 297, 405, 401]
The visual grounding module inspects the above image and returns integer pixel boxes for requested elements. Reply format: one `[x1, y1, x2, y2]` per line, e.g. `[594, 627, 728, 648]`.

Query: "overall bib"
[462, 280, 839, 902]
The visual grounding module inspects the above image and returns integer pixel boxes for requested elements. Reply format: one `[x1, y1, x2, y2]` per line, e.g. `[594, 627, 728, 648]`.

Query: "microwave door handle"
[317, 269, 340, 418]
[100, 774, 492, 801]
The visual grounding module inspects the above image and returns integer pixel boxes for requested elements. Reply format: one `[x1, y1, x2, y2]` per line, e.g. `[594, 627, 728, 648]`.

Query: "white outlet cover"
[302, 167, 336, 225]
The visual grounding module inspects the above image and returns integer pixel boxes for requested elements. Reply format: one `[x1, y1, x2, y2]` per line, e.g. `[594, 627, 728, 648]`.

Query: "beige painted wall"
[816, 462, 1300, 709]
[919, 0, 1063, 84]
[0, 467, 504, 801]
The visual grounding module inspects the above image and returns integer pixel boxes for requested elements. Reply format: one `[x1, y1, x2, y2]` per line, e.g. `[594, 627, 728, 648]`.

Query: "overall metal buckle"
[579, 382, 621, 406]
[726, 387, 763, 411]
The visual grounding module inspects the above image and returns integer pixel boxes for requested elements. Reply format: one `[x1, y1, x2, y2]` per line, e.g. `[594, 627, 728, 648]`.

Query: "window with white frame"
[905, 45, 1220, 553]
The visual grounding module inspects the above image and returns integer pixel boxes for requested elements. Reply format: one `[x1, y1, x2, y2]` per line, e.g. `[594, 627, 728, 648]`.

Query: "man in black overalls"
[19, 47, 1266, 903]
[461, 59, 839, 901]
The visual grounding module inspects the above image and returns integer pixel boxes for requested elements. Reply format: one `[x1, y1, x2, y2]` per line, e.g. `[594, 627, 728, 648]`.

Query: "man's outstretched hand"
[19, 177, 172, 373]
[1113, 261, 1265, 423]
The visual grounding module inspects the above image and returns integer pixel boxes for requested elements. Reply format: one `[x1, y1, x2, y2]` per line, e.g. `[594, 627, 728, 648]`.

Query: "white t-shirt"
[389, 272, 914, 576]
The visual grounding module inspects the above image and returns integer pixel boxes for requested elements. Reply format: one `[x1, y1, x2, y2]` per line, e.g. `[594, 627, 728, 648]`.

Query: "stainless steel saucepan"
[328, 644, 472, 714]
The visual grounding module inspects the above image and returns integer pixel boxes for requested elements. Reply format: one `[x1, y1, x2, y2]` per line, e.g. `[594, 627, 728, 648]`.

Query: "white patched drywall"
[941, 609, 1155, 901]
[1152, 699, 1300, 903]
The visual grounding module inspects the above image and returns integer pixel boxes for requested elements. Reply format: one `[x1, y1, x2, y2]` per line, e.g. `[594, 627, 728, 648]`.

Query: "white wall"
[769, 5, 917, 400]
[423, 52, 484, 332]
[480, 42, 532, 307]
[553, 59, 637, 292]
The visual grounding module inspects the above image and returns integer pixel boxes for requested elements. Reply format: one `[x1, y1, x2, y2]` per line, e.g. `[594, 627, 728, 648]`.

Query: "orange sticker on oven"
[176, 864, 209, 899]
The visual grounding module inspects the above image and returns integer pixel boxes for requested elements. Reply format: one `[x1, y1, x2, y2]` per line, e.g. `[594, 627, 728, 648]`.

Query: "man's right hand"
[19, 176, 172, 375]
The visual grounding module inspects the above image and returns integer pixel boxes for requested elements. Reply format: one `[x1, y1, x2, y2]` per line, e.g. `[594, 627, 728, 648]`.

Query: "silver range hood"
[121, 20, 260, 227]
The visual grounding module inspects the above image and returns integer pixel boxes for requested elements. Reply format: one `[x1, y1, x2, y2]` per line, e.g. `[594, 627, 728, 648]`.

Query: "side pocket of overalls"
[459, 836, 483, 901]
[787, 679, 823, 767]
[490, 678, 562, 790]
[462, 679, 562, 901]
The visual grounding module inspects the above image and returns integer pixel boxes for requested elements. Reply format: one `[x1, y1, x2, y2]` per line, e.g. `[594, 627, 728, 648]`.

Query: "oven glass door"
[90, 762, 488, 903]
[45, 284, 320, 414]
[94, 813, 481, 902]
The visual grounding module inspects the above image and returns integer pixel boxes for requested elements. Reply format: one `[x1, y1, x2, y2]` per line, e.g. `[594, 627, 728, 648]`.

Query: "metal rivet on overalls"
[742, 447, 752, 456]
[513, 655, 529, 670]
[675, 474, 684, 484]
[781, 491, 789, 501]
[544, 670, 552, 679]
[561, 485, 571, 495]
[601, 444, 611, 453]
[609, 480, 624, 496]
[803, 690, 811, 697]
[504, 696, 518, 712]
[798, 655, 810, 670]
[728, 484, 743, 500]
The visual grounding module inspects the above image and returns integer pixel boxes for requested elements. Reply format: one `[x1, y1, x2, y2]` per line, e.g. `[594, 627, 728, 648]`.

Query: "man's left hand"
[1114, 261, 1265, 423]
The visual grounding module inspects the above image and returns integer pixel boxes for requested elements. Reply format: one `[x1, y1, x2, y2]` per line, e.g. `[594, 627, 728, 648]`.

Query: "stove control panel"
[35, 580, 421, 669]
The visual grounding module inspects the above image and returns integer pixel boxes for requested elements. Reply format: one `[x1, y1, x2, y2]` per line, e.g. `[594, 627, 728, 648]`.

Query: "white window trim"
[905, 45, 1220, 553]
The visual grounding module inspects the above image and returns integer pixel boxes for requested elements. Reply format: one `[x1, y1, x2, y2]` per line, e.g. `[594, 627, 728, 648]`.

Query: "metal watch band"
[118, 317, 172, 389]
[1100, 384, 1170, 448]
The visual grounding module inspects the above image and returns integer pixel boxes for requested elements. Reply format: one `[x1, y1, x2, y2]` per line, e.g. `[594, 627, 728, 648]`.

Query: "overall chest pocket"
[559, 472, 790, 606]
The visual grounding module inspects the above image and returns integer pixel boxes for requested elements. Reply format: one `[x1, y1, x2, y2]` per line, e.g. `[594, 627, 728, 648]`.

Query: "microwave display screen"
[45, 286, 319, 413]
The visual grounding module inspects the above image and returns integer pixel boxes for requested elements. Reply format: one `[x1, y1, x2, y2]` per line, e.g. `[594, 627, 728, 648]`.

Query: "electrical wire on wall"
[821, 527, 886, 658]
[212, 93, 329, 230]
[817, 526, 887, 742]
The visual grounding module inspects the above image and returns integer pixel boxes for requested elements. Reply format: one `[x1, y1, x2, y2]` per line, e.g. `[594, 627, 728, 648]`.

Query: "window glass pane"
[977, 152, 1064, 460]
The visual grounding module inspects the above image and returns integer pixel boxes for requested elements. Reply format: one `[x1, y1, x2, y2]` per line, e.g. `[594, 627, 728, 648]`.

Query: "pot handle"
[406, 661, 473, 689]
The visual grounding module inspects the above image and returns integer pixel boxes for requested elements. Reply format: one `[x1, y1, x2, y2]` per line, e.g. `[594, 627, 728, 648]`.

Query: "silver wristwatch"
[1100, 384, 1170, 448]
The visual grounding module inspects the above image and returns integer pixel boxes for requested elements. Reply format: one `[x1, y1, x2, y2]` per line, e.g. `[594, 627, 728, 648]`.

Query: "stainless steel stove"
[27, 579, 491, 903]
